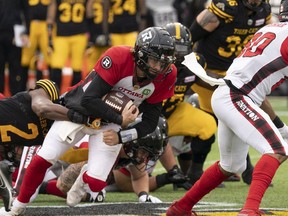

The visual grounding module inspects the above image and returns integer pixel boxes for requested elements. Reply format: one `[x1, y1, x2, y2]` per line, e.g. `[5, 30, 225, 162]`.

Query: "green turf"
[24, 96, 288, 209]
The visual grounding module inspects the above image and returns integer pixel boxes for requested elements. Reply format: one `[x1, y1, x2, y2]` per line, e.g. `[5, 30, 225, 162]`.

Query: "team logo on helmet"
[101, 56, 112, 69]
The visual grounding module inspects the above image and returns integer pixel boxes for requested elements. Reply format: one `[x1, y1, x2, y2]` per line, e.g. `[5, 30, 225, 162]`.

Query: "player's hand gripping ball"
[103, 90, 135, 114]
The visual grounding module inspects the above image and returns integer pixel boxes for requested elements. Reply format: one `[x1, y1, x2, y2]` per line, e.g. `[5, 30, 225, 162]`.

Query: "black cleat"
[0, 161, 15, 211]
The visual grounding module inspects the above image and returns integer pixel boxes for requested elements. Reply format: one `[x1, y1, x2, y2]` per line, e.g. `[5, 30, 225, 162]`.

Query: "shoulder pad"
[208, 0, 238, 23]
[35, 79, 60, 102]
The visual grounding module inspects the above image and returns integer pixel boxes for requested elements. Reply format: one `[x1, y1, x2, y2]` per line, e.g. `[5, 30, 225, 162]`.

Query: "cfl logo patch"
[101, 56, 112, 69]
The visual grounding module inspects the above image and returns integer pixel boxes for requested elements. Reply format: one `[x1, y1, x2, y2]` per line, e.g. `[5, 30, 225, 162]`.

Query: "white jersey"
[225, 22, 288, 106]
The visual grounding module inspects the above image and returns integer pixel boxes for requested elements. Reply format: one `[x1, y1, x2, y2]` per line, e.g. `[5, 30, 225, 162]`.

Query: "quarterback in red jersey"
[4, 26, 176, 216]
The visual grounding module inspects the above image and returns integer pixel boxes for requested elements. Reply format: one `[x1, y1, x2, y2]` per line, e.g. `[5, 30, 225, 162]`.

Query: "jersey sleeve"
[35, 79, 60, 102]
[93, 46, 133, 86]
[208, 0, 236, 24]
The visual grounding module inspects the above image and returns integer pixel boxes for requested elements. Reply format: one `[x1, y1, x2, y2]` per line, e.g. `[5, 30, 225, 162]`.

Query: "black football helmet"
[134, 27, 175, 80]
[165, 22, 192, 65]
[241, 0, 263, 11]
[279, 0, 288, 22]
[123, 117, 168, 170]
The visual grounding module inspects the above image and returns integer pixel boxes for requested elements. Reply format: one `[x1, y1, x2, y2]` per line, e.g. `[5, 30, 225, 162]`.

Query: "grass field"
[4, 96, 288, 215]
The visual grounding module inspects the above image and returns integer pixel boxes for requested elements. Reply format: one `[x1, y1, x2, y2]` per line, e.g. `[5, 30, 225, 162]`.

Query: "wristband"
[117, 128, 138, 143]
[138, 191, 148, 198]
[273, 116, 284, 128]
[47, 24, 53, 32]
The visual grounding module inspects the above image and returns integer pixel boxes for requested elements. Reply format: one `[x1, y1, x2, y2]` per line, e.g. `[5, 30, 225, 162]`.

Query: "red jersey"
[94, 46, 177, 105]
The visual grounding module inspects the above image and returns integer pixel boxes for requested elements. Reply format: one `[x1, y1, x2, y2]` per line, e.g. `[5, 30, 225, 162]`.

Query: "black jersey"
[87, 0, 106, 43]
[108, 0, 139, 33]
[162, 65, 196, 118]
[0, 80, 60, 146]
[27, 0, 49, 21]
[56, 0, 88, 36]
[195, 0, 271, 71]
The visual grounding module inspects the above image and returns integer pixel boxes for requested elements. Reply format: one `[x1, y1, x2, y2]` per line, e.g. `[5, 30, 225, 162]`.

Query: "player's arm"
[127, 164, 149, 195]
[47, 0, 57, 51]
[30, 88, 70, 120]
[30, 80, 88, 123]
[47, 0, 57, 25]
[190, 9, 220, 43]
[138, 0, 148, 31]
[128, 165, 161, 203]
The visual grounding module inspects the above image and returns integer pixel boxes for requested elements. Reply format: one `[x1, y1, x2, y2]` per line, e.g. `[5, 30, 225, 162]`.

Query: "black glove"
[167, 165, 189, 184]
[67, 109, 88, 124]
[95, 34, 111, 47]
[168, 165, 192, 191]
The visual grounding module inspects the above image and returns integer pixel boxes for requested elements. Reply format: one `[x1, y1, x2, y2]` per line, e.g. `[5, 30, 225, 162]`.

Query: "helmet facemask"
[165, 22, 192, 66]
[279, 0, 288, 22]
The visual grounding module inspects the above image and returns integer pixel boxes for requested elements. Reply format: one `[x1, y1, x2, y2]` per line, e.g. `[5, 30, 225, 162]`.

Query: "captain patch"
[101, 56, 112, 69]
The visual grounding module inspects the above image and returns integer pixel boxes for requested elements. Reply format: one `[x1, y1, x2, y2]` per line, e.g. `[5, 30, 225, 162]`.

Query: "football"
[103, 90, 134, 114]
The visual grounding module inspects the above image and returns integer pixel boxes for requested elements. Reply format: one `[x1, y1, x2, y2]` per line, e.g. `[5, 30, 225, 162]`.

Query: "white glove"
[278, 124, 288, 141]
[138, 194, 162, 203]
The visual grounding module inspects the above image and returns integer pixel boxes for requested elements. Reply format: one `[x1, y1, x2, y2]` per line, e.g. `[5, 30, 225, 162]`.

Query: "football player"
[188, 0, 273, 184]
[167, 0, 288, 215]
[37, 117, 167, 203]
[21, 0, 51, 83]
[108, 0, 147, 46]
[85, 0, 111, 72]
[4, 26, 176, 216]
[47, 0, 88, 91]
[160, 22, 218, 187]
[0, 79, 87, 212]
[0, 0, 29, 95]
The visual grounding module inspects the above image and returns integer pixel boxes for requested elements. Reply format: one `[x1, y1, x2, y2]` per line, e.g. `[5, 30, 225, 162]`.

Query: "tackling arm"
[30, 88, 70, 120]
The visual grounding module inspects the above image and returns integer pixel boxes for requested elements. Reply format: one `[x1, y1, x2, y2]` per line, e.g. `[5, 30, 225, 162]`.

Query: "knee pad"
[220, 161, 246, 174]
[190, 134, 215, 154]
[83, 172, 107, 192]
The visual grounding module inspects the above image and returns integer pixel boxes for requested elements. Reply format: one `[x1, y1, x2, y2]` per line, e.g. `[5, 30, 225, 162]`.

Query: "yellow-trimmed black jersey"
[88, 0, 106, 42]
[27, 0, 50, 21]
[56, 0, 88, 36]
[162, 65, 196, 118]
[26, 0, 50, 34]
[35, 79, 60, 102]
[194, 0, 271, 71]
[0, 80, 60, 146]
[108, 0, 139, 33]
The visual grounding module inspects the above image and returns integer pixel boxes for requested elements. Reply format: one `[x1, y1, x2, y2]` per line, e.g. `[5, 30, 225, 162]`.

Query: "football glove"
[138, 193, 162, 203]
[95, 34, 111, 47]
[167, 165, 189, 184]
[67, 109, 88, 124]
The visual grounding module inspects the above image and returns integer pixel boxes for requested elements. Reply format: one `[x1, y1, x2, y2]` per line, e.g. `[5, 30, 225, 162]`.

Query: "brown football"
[103, 90, 134, 114]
